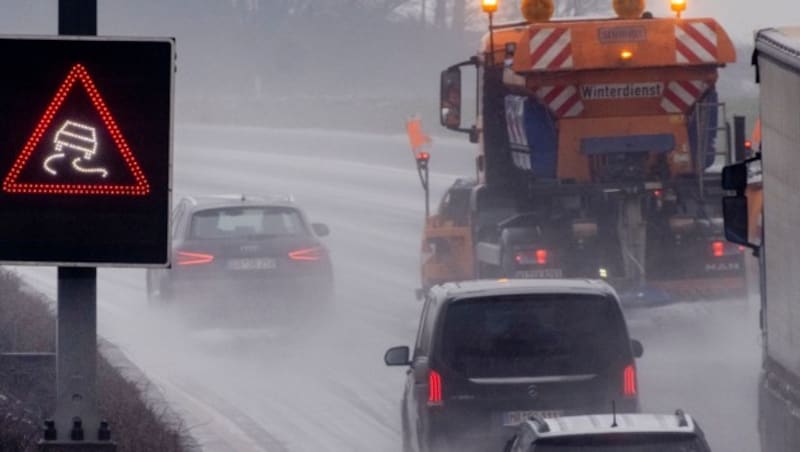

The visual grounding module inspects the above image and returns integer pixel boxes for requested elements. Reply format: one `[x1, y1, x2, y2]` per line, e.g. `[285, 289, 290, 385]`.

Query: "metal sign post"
[41, 1, 113, 450]
[45, 268, 110, 449]
[406, 117, 432, 219]
[416, 153, 431, 218]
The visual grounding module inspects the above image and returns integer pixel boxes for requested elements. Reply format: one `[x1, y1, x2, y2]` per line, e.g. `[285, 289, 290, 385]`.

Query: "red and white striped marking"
[529, 28, 574, 70]
[660, 80, 708, 113]
[537, 85, 584, 117]
[675, 21, 718, 64]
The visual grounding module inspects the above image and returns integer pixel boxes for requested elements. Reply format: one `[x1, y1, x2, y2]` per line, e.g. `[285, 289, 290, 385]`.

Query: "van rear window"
[440, 294, 629, 378]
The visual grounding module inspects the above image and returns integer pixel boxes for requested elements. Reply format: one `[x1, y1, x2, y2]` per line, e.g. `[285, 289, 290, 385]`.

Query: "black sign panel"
[0, 36, 173, 266]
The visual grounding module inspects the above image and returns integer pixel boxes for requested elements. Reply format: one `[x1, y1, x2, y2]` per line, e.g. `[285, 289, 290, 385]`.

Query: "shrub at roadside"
[0, 270, 192, 451]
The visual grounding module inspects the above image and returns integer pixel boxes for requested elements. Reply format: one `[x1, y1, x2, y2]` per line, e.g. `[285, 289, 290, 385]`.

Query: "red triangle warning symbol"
[2, 64, 150, 196]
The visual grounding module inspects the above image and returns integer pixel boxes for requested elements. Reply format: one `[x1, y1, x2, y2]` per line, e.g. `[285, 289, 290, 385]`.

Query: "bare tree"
[452, 0, 466, 32]
[434, 0, 447, 28]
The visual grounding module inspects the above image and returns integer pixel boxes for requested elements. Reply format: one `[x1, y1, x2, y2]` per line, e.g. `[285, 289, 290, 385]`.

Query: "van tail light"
[288, 247, 324, 261]
[515, 249, 549, 266]
[623, 364, 637, 398]
[177, 251, 214, 266]
[711, 241, 725, 258]
[428, 370, 443, 406]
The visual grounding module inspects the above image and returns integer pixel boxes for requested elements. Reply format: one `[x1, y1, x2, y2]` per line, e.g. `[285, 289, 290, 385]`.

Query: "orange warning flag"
[406, 117, 431, 152]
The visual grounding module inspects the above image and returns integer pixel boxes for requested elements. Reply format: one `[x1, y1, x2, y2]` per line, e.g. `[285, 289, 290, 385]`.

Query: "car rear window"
[440, 294, 629, 378]
[532, 434, 708, 451]
[190, 207, 308, 239]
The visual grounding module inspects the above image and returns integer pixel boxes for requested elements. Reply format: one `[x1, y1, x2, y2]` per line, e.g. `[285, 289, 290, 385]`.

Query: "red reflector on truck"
[712, 241, 725, 257]
[515, 249, 549, 265]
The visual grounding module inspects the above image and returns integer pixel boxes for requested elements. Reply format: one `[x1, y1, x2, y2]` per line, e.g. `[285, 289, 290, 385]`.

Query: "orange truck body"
[423, 13, 745, 300]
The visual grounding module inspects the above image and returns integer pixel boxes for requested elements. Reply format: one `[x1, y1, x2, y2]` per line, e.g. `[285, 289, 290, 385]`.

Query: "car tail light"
[514, 249, 548, 266]
[288, 247, 324, 261]
[711, 241, 725, 258]
[623, 364, 637, 397]
[177, 251, 214, 266]
[428, 370, 443, 406]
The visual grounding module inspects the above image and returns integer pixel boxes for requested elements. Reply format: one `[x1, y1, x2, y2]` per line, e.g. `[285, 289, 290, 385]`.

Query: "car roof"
[432, 279, 617, 301]
[182, 193, 297, 210]
[525, 412, 698, 440]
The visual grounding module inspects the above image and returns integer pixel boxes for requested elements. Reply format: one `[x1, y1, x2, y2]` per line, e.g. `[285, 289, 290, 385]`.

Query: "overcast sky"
[2, 1, 800, 43]
[643, 0, 800, 41]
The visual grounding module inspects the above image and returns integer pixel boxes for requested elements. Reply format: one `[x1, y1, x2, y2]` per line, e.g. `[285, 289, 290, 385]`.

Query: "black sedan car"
[146, 194, 333, 310]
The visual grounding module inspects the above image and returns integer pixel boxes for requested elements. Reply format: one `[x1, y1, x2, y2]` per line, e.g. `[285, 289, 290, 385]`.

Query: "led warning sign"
[4, 64, 149, 196]
[0, 36, 173, 266]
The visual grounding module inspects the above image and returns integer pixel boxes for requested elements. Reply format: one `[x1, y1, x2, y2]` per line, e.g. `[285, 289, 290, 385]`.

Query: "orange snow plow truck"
[422, 0, 747, 305]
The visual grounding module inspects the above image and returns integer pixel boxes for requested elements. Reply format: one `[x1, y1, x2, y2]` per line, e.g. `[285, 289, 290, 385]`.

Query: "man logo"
[527, 384, 539, 399]
[705, 262, 741, 272]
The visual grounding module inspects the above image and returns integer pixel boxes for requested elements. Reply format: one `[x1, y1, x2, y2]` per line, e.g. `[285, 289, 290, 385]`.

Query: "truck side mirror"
[722, 196, 758, 256]
[440, 58, 480, 142]
[722, 162, 747, 192]
[440, 68, 462, 130]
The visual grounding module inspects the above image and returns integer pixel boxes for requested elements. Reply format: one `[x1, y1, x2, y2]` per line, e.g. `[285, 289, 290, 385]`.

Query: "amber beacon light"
[671, 0, 687, 18]
[481, 0, 499, 13]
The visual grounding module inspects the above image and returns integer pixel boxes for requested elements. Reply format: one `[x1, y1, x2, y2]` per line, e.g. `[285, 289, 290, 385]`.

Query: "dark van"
[385, 279, 644, 452]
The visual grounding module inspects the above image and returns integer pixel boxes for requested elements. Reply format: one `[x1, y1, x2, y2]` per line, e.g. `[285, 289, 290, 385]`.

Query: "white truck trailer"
[723, 26, 800, 452]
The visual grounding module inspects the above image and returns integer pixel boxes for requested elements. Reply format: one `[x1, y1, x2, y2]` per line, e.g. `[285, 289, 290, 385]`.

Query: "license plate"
[226, 258, 277, 270]
[515, 268, 564, 278]
[502, 410, 562, 426]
